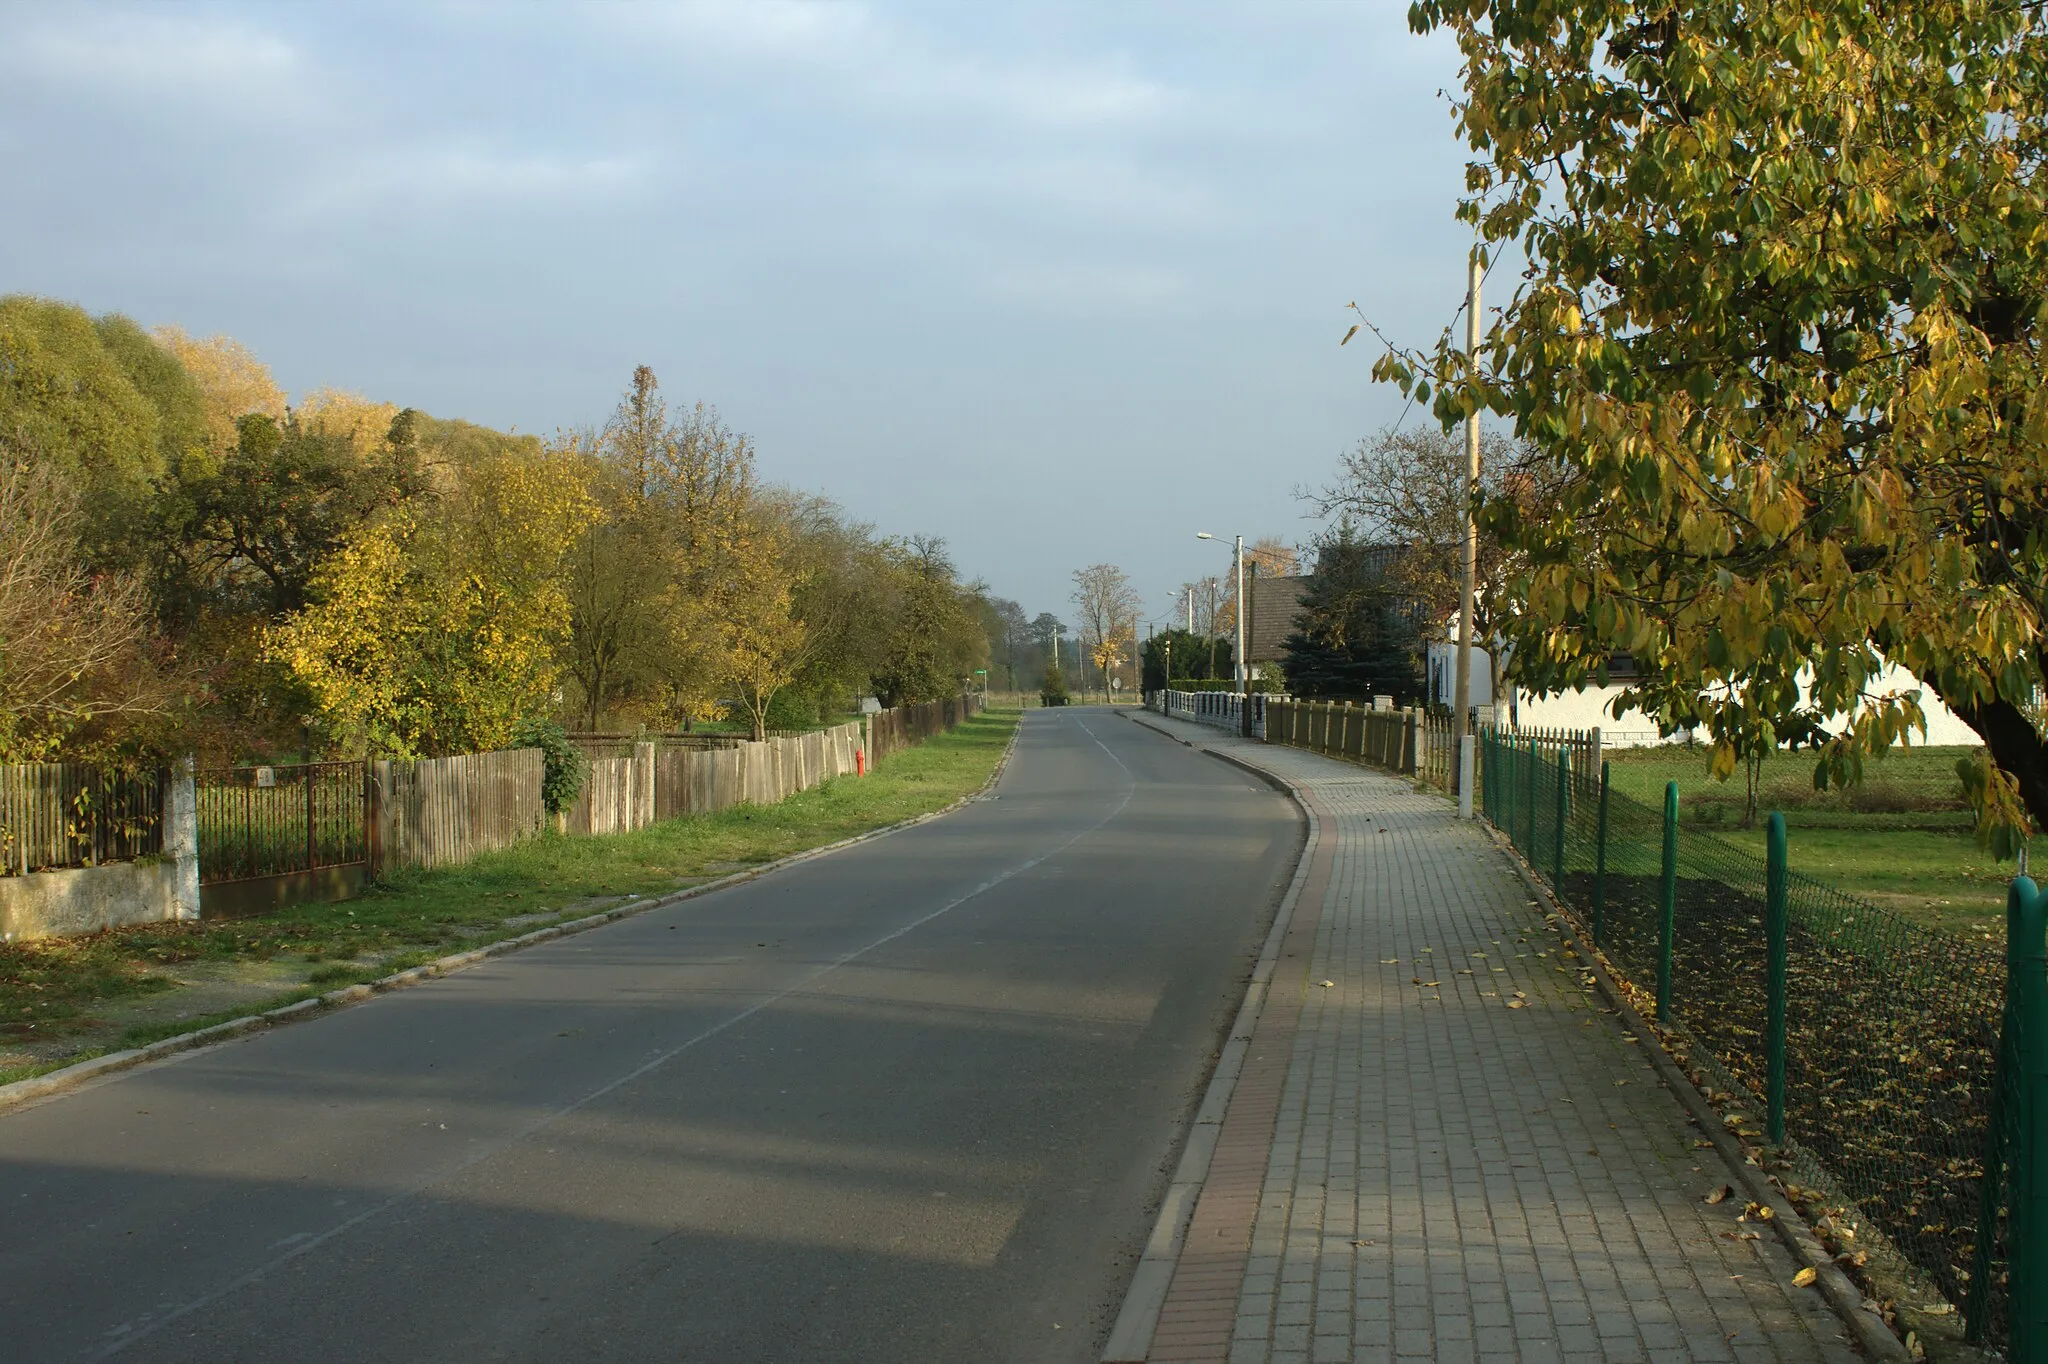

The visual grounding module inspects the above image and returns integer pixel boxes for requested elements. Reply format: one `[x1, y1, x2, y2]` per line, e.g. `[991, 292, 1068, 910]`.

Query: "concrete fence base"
[0, 759, 198, 941]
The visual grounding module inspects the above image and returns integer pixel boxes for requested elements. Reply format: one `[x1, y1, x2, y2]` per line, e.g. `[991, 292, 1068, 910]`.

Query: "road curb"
[1480, 822, 1912, 1363]
[0, 715, 1026, 1118]
[1100, 709, 1316, 1364]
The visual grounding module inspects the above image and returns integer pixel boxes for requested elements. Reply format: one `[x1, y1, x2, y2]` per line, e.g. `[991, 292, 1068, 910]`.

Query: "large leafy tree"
[563, 367, 760, 730]
[0, 463, 177, 761]
[1278, 533, 1424, 702]
[874, 537, 985, 706]
[0, 297, 167, 559]
[267, 444, 595, 756]
[1396, 1, 2048, 849]
[1070, 562, 1142, 697]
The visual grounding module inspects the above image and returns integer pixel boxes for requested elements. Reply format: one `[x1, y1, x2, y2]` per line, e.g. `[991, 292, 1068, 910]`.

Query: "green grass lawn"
[0, 707, 1020, 1086]
[1600, 743, 2013, 939]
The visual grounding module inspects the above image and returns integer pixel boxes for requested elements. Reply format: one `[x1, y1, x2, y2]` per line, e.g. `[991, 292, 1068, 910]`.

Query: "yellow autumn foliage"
[267, 446, 596, 756]
[151, 326, 286, 454]
[298, 387, 403, 463]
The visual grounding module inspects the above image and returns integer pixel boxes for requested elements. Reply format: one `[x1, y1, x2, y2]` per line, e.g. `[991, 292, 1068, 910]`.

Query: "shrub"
[511, 716, 587, 814]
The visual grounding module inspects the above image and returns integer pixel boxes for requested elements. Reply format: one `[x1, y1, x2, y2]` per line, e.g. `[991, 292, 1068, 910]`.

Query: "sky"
[0, 0, 1480, 628]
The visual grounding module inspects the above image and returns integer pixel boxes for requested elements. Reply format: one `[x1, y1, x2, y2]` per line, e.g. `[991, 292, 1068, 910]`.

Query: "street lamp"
[1194, 533, 1246, 692]
[1197, 532, 1252, 738]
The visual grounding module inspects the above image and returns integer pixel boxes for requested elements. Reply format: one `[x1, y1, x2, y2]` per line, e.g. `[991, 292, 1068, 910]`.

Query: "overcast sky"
[1, 1, 1478, 626]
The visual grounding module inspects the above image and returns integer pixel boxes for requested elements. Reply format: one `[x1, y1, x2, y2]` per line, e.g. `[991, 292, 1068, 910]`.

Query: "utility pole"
[1207, 580, 1218, 680]
[1453, 250, 1482, 818]
[1235, 534, 1250, 737]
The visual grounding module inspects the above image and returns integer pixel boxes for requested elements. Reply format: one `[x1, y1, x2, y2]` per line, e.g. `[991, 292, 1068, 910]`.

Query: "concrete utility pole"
[1207, 580, 1218, 679]
[1235, 534, 1251, 736]
[1453, 250, 1482, 819]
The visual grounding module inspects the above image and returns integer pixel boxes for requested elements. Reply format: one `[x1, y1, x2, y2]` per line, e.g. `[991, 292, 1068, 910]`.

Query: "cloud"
[980, 262, 1188, 310]
[0, 10, 300, 104]
[275, 143, 646, 225]
[606, 1, 1180, 130]
[869, 150, 1217, 231]
[639, 0, 877, 55]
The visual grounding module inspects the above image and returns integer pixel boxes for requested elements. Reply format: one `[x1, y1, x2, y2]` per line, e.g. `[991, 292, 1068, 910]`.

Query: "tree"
[561, 367, 759, 730]
[1309, 426, 1567, 703]
[157, 408, 423, 624]
[1394, 2, 2048, 850]
[1070, 563, 1142, 701]
[0, 296, 167, 555]
[1142, 627, 1206, 691]
[1030, 612, 1065, 674]
[975, 596, 1030, 691]
[93, 314, 210, 478]
[1278, 532, 1424, 702]
[1092, 625, 1134, 696]
[150, 325, 286, 455]
[297, 387, 402, 464]
[0, 463, 175, 761]
[874, 537, 985, 706]
[266, 444, 594, 756]
[757, 488, 896, 720]
[714, 513, 808, 742]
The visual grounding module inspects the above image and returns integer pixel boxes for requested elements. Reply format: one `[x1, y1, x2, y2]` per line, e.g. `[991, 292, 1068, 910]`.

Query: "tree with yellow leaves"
[1092, 625, 1134, 698]
[715, 514, 809, 742]
[267, 444, 595, 756]
[150, 326, 285, 454]
[297, 387, 402, 463]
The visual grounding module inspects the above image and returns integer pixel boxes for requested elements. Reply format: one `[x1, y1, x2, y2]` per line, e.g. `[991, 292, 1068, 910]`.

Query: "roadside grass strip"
[1603, 743, 2011, 937]
[0, 708, 1020, 1086]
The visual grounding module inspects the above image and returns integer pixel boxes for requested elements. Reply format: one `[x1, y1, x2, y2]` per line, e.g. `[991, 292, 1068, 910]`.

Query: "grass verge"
[0, 707, 1020, 1086]
[1602, 743, 2011, 939]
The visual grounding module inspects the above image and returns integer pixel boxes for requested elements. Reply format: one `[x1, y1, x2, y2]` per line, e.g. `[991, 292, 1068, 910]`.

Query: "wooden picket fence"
[0, 762, 164, 875]
[869, 693, 979, 764]
[371, 748, 548, 872]
[6, 694, 976, 917]
[1266, 698, 1423, 774]
[1263, 699, 1602, 793]
[567, 743, 656, 836]
[562, 723, 868, 835]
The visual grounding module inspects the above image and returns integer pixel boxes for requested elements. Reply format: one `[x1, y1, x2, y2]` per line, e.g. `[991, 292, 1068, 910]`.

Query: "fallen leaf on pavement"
[1705, 1186, 1732, 1205]
[1793, 1267, 1818, 1287]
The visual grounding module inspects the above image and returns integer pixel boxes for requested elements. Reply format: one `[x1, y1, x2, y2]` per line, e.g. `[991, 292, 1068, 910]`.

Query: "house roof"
[1247, 574, 1312, 663]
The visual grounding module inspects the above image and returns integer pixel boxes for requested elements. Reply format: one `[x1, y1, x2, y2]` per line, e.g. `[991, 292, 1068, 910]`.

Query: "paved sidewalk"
[1124, 714, 1860, 1364]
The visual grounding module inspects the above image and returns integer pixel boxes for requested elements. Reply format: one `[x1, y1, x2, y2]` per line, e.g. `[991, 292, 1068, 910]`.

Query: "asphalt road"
[0, 708, 1299, 1363]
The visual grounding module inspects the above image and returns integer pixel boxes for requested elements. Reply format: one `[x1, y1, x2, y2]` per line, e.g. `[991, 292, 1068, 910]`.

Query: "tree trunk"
[1949, 690, 2048, 837]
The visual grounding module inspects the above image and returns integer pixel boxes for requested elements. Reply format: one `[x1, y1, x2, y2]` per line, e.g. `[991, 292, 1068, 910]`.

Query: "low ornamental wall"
[0, 760, 198, 941]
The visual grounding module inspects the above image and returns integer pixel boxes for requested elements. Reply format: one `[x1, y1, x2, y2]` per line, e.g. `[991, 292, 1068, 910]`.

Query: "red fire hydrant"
[856, 748, 866, 776]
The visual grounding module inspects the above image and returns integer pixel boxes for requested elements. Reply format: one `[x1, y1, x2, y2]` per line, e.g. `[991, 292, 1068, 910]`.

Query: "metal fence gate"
[196, 761, 368, 916]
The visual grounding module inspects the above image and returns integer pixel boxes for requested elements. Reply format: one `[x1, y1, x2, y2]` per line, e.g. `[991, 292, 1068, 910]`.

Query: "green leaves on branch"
[1402, 0, 2048, 850]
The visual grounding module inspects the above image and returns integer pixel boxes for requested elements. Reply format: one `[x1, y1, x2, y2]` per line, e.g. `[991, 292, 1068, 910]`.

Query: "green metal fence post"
[2013, 875, 2048, 1363]
[1766, 811, 1788, 1146]
[1499, 729, 1515, 835]
[1658, 780, 1677, 1024]
[1524, 739, 1539, 856]
[1488, 730, 1497, 819]
[1481, 729, 1491, 820]
[1552, 747, 1568, 891]
[1593, 761, 1610, 947]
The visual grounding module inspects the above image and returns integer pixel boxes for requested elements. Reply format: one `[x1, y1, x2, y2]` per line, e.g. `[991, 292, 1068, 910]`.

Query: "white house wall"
[1504, 662, 1981, 748]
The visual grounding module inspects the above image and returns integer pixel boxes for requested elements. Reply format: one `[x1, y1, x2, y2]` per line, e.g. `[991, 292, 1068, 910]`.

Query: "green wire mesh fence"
[1478, 728, 2036, 1357]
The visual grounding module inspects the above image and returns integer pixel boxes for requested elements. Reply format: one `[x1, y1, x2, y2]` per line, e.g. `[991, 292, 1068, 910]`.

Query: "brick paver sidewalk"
[1125, 714, 1859, 1364]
